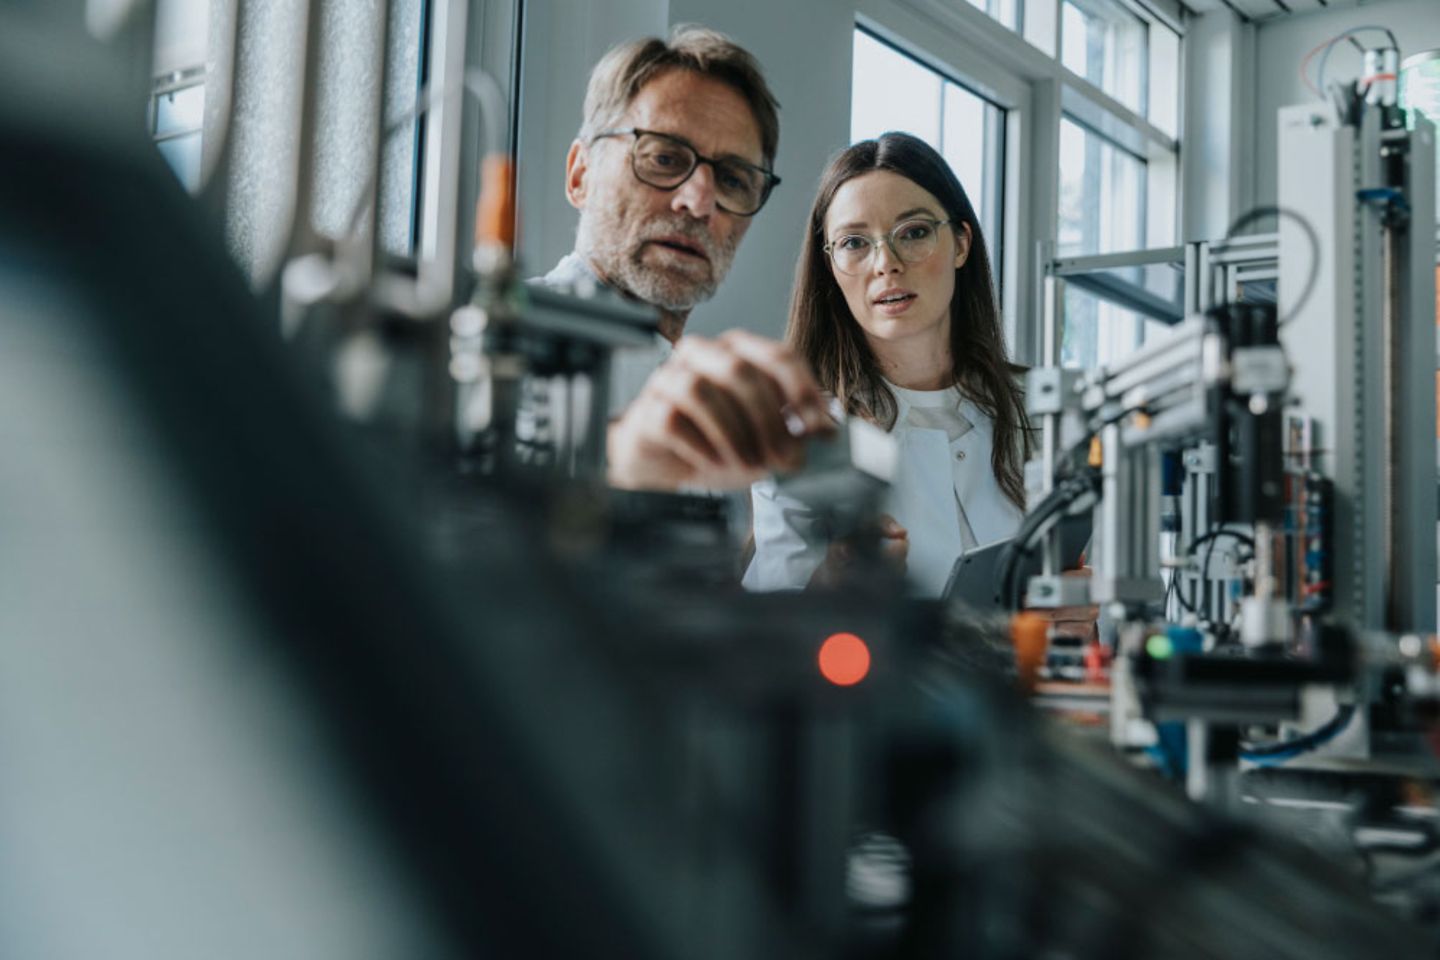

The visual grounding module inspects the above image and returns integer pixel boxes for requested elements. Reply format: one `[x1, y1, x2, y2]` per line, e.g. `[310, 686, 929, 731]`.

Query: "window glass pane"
[154, 83, 205, 137]
[941, 82, 997, 248]
[1058, 116, 1149, 368]
[1060, 289, 1148, 370]
[851, 30, 1006, 283]
[1024, 0, 1058, 57]
[965, 0, 1021, 30]
[852, 31, 942, 146]
[1061, 3, 1087, 77]
[157, 131, 204, 193]
[1060, 0, 1146, 115]
[1149, 21, 1180, 139]
[1057, 116, 1145, 257]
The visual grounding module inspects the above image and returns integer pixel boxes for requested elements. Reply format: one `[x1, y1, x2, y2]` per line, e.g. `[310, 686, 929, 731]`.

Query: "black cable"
[997, 467, 1101, 610]
[1223, 206, 1321, 326]
[998, 401, 1146, 611]
[1179, 528, 1255, 622]
[1173, 565, 1196, 615]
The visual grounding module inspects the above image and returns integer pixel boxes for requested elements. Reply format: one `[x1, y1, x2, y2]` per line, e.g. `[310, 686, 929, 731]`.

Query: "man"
[538, 26, 832, 492]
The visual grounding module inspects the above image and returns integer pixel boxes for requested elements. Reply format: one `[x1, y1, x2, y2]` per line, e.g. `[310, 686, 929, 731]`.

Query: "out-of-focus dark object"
[1, 8, 1435, 960]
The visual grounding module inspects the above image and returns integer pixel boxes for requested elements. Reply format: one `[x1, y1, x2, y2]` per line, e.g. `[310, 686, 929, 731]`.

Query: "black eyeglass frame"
[590, 127, 781, 217]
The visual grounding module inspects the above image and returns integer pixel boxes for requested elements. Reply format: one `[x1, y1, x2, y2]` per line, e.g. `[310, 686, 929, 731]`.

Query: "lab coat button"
[955, 450, 966, 460]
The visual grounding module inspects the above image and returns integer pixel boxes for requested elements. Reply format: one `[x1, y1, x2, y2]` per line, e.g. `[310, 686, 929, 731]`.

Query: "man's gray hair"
[578, 25, 780, 168]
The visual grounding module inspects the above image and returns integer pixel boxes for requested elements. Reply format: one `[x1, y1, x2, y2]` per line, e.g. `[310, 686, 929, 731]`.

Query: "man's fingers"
[607, 409, 711, 490]
[631, 385, 723, 466]
[674, 338, 796, 467]
[647, 363, 762, 470]
[715, 330, 829, 427]
[616, 330, 834, 490]
[878, 514, 908, 540]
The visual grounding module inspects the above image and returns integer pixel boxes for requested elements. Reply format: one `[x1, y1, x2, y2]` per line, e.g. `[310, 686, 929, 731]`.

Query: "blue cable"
[1239, 704, 1357, 766]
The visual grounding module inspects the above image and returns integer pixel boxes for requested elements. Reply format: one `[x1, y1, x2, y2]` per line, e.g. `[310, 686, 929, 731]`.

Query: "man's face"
[567, 69, 765, 312]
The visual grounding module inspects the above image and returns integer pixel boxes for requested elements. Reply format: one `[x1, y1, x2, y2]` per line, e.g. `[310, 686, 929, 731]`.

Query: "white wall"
[515, 0, 669, 283]
[1252, 0, 1440, 210]
[667, 0, 856, 339]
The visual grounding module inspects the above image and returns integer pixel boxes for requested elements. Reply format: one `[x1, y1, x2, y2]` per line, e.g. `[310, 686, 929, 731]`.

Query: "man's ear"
[565, 139, 588, 210]
[953, 221, 973, 269]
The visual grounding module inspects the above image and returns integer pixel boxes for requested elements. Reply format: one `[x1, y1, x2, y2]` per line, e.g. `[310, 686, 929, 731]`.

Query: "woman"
[744, 132, 1030, 597]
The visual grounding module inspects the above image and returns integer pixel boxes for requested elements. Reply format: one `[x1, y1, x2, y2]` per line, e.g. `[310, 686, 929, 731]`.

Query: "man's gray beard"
[577, 210, 737, 313]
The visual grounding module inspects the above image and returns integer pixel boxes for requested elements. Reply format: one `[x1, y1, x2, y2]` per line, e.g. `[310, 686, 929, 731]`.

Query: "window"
[1149, 19, 1180, 140]
[850, 30, 1006, 284]
[1057, 116, 1153, 369]
[966, 0, 1022, 32]
[1057, 117, 1145, 257]
[1060, 302, 1170, 370]
[1060, 0, 1146, 115]
[151, 70, 206, 193]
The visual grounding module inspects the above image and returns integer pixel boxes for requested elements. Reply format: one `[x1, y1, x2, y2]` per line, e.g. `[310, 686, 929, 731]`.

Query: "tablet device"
[943, 512, 1091, 610]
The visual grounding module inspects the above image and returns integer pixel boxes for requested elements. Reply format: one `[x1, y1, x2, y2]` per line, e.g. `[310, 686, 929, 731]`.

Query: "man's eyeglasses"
[823, 218, 955, 276]
[590, 128, 780, 217]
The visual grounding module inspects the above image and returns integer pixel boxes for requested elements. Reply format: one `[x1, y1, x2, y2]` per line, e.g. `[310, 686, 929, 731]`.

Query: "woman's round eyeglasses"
[823, 218, 955, 276]
[590, 128, 781, 217]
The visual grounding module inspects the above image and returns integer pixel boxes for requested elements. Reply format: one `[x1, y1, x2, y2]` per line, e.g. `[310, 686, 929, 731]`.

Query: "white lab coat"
[743, 392, 1024, 597]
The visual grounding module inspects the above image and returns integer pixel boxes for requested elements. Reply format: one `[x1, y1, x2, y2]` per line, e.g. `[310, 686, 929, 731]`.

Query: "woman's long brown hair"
[788, 132, 1031, 509]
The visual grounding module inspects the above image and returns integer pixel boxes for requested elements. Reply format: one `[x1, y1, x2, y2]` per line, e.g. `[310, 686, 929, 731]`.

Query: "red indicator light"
[819, 633, 871, 687]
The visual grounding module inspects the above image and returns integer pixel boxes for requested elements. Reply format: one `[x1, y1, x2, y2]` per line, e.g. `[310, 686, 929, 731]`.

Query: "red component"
[1083, 641, 1111, 684]
[818, 633, 871, 687]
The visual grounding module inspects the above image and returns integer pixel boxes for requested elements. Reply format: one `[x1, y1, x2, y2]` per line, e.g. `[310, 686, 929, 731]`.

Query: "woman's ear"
[953, 221, 973, 269]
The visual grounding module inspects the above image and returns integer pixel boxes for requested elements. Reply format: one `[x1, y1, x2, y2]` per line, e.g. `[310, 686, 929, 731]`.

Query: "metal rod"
[350, 0, 393, 290]
[416, 0, 470, 313]
[1183, 241, 1199, 315]
[1041, 272, 1064, 576]
[281, 0, 327, 267]
[1382, 221, 1402, 628]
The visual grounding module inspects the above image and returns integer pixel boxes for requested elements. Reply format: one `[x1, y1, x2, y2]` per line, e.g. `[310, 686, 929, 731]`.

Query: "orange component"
[1083, 640, 1110, 684]
[1011, 611, 1049, 694]
[818, 633, 871, 687]
[475, 153, 517, 251]
[1087, 436, 1103, 468]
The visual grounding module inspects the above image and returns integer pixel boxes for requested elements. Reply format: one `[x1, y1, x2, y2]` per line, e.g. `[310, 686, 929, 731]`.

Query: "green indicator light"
[1146, 635, 1174, 660]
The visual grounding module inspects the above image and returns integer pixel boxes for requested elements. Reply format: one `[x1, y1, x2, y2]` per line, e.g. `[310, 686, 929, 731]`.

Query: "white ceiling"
[1181, 0, 1376, 24]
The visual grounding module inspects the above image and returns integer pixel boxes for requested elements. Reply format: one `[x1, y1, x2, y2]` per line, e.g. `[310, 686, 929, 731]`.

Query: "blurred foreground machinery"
[0, 7, 1435, 959]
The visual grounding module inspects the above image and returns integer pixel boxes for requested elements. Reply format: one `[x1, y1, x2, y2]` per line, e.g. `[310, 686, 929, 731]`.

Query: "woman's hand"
[808, 515, 909, 589]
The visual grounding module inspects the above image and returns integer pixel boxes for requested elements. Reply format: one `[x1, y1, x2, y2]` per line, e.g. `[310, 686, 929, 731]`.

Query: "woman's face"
[822, 170, 971, 351]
